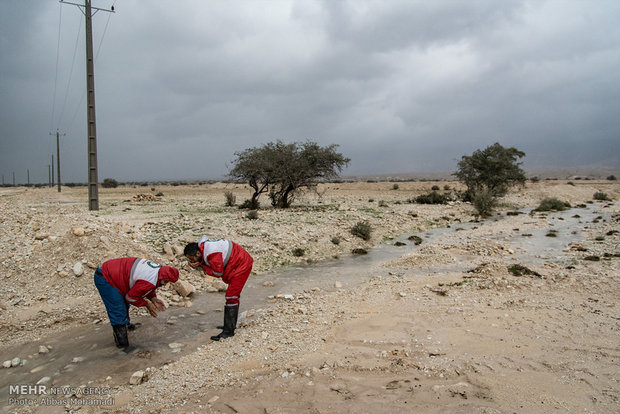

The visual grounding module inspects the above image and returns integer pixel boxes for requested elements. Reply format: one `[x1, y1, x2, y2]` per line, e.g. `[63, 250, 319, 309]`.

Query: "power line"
[50, 3, 63, 133]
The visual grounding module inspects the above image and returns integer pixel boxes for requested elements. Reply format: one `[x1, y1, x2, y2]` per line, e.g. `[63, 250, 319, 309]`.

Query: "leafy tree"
[229, 140, 350, 208]
[454, 142, 526, 200]
[228, 142, 284, 209]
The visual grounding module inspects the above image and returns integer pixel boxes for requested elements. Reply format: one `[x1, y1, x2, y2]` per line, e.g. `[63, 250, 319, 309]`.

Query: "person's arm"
[206, 252, 225, 275]
[125, 280, 155, 307]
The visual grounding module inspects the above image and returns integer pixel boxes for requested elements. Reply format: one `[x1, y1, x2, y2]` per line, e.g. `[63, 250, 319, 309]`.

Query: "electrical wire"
[66, 1, 116, 131]
[57, 12, 83, 129]
[50, 3, 62, 134]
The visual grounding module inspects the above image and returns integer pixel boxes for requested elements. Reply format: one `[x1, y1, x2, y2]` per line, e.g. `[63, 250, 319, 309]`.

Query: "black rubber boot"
[211, 305, 238, 341]
[112, 324, 129, 348]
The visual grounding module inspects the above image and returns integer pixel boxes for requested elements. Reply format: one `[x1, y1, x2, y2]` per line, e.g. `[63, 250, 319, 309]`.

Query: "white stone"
[38, 345, 49, 354]
[129, 371, 144, 385]
[11, 357, 20, 367]
[72, 262, 84, 277]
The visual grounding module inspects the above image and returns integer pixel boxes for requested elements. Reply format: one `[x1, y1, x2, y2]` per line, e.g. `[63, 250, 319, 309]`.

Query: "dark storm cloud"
[1, 0, 619, 184]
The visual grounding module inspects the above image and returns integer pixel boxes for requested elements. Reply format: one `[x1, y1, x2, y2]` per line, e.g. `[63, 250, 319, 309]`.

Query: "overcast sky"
[1, 0, 619, 184]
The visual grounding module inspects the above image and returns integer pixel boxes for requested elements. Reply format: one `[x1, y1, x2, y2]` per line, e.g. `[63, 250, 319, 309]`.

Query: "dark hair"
[184, 242, 200, 256]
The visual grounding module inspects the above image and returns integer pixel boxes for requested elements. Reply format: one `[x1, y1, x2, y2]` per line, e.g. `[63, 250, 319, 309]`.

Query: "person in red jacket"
[93, 257, 179, 349]
[184, 236, 253, 341]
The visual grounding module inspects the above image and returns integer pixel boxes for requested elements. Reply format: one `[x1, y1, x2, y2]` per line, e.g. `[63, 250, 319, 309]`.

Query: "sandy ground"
[1, 179, 619, 413]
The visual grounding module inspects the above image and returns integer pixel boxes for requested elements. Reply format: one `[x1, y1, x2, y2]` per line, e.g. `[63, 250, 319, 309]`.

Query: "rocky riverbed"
[1, 180, 619, 413]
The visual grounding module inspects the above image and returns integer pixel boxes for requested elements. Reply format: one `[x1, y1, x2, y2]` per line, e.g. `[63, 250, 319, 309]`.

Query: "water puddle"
[0, 203, 610, 408]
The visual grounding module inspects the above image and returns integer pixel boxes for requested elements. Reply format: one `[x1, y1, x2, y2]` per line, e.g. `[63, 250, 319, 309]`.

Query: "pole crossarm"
[59, 0, 115, 15]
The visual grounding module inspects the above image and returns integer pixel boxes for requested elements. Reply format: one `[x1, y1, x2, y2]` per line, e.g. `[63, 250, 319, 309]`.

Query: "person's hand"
[145, 301, 158, 318]
[187, 259, 201, 269]
[152, 297, 167, 312]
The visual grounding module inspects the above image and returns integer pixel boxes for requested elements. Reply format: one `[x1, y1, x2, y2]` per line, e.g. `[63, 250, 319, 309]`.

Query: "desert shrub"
[331, 237, 340, 245]
[536, 198, 570, 211]
[567, 181, 575, 186]
[155, 192, 164, 197]
[530, 176, 540, 183]
[607, 175, 617, 181]
[292, 248, 305, 257]
[239, 199, 259, 210]
[408, 235, 423, 245]
[414, 191, 447, 204]
[378, 200, 388, 207]
[472, 188, 497, 217]
[393, 183, 399, 190]
[431, 185, 440, 191]
[443, 185, 451, 190]
[246, 210, 259, 220]
[351, 221, 372, 241]
[593, 192, 610, 201]
[102, 178, 118, 188]
[224, 191, 236, 206]
[508, 264, 541, 277]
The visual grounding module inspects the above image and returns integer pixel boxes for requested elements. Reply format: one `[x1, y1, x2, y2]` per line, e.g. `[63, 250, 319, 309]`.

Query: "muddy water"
[0, 204, 608, 408]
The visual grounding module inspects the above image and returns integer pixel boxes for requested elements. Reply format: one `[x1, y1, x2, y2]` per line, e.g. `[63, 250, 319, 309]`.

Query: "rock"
[399, 292, 407, 297]
[37, 377, 51, 385]
[129, 371, 145, 385]
[172, 280, 195, 297]
[72, 262, 84, 277]
[34, 233, 49, 240]
[11, 357, 21, 367]
[38, 345, 49, 354]
[208, 396, 219, 404]
[58, 270, 69, 278]
[334, 281, 343, 289]
[72, 356, 85, 363]
[72, 227, 85, 237]
[211, 280, 228, 292]
[163, 243, 173, 256]
[262, 281, 275, 287]
[172, 245, 184, 257]
[168, 343, 185, 349]
[2, 360, 11, 368]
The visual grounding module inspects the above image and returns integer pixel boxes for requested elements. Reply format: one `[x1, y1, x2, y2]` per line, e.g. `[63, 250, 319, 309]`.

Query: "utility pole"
[48, 165, 51, 187]
[51, 155, 55, 187]
[12, 172, 15, 186]
[60, 0, 114, 210]
[50, 130, 65, 192]
[27, 169, 30, 186]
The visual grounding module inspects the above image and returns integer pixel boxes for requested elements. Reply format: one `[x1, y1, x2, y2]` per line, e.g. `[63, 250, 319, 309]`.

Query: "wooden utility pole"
[50, 130, 65, 192]
[51, 155, 55, 187]
[60, 0, 114, 210]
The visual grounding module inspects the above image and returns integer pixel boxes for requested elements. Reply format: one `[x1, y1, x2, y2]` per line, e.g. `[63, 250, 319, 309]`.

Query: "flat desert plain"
[1, 179, 619, 413]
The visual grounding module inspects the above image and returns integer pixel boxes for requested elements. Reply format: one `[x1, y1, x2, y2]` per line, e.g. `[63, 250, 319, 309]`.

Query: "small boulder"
[172, 280, 195, 297]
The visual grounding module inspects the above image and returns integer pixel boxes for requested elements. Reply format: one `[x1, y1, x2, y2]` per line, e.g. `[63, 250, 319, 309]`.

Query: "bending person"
[93, 257, 179, 349]
[184, 236, 253, 341]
